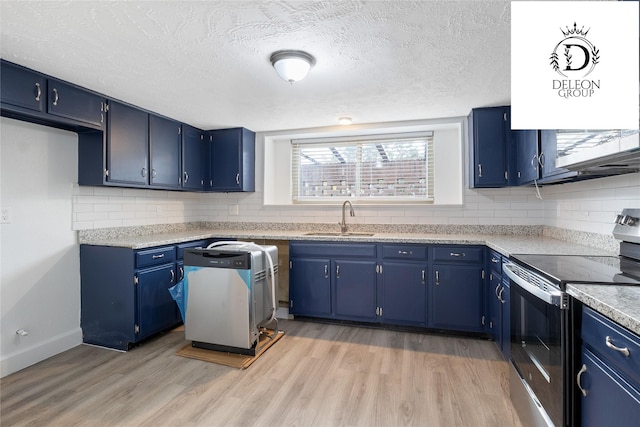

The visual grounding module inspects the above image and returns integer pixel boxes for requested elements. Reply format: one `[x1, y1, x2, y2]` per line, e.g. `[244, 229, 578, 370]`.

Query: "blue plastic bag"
[168, 280, 186, 322]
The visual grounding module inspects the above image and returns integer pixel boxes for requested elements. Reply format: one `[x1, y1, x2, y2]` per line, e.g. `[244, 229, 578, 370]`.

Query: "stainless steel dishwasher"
[183, 242, 278, 356]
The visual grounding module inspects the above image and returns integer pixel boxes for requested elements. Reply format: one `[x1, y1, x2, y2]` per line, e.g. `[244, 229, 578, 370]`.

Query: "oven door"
[504, 263, 568, 427]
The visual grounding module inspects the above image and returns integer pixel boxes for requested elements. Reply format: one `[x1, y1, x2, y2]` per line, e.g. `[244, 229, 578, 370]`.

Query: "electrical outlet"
[229, 205, 239, 216]
[156, 205, 164, 216]
[1, 208, 11, 224]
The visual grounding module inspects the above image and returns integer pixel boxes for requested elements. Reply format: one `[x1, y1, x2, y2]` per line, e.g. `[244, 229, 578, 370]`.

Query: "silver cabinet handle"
[141, 168, 147, 178]
[336, 265, 340, 278]
[498, 287, 505, 303]
[435, 270, 440, 285]
[170, 269, 175, 283]
[179, 266, 184, 281]
[151, 169, 157, 179]
[478, 164, 483, 177]
[491, 257, 499, 263]
[324, 264, 328, 278]
[605, 336, 630, 357]
[52, 88, 59, 106]
[421, 269, 426, 284]
[152, 254, 165, 259]
[576, 364, 588, 397]
[235, 173, 240, 185]
[531, 153, 538, 170]
[450, 252, 465, 257]
[183, 171, 189, 184]
[35, 82, 41, 101]
[495, 283, 502, 299]
[538, 152, 545, 168]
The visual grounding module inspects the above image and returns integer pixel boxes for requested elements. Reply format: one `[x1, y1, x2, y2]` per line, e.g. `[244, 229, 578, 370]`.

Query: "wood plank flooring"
[1, 320, 523, 426]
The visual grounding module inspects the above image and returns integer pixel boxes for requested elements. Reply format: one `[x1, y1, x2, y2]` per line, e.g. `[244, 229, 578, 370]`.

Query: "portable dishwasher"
[182, 242, 278, 356]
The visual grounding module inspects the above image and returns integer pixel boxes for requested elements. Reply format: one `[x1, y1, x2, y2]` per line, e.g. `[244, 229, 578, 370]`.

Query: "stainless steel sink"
[304, 231, 374, 237]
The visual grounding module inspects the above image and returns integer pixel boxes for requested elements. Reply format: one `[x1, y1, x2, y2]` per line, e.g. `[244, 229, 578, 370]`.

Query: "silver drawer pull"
[491, 257, 499, 263]
[398, 250, 412, 255]
[606, 336, 630, 357]
[152, 254, 165, 259]
[170, 269, 175, 283]
[450, 252, 465, 257]
[52, 88, 59, 106]
[35, 82, 41, 101]
[576, 364, 588, 397]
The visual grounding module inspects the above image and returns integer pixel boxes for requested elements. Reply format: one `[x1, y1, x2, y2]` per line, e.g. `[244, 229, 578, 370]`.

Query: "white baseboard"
[276, 306, 290, 319]
[0, 327, 82, 378]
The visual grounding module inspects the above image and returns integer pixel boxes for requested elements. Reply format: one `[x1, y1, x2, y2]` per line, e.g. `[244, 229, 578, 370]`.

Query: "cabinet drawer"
[382, 244, 427, 260]
[488, 249, 503, 273]
[290, 242, 376, 258]
[432, 246, 483, 262]
[136, 246, 176, 269]
[582, 306, 640, 385]
[176, 240, 210, 260]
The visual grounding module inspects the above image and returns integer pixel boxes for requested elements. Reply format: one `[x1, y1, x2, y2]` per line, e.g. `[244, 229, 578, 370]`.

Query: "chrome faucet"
[340, 200, 355, 234]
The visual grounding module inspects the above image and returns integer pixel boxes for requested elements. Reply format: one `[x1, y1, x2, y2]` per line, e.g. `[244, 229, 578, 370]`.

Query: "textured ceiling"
[0, 1, 512, 132]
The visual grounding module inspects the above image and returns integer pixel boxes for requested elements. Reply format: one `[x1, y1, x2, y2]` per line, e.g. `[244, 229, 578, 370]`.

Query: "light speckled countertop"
[79, 226, 639, 337]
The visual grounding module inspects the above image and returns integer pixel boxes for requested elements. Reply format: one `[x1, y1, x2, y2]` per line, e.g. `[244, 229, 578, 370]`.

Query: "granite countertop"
[79, 227, 616, 257]
[568, 285, 640, 336]
[78, 225, 639, 336]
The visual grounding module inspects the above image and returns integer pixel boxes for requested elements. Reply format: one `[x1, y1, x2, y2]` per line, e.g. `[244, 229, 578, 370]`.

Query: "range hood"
[555, 129, 640, 175]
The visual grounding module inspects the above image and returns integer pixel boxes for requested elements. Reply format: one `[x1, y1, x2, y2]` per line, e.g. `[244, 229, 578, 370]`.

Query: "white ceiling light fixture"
[270, 50, 315, 83]
[338, 117, 352, 125]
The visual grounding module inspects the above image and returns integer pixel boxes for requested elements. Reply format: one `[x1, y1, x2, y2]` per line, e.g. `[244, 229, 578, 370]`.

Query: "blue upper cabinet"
[469, 106, 514, 188]
[106, 100, 149, 185]
[47, 78, 105, 128]
[0, 60, 45, 113]
[515, 129, 540, 185]
[181, 124, 206, 191]
[538, 130, 577, 183]
[149, 115, 181, 189]
[1, 59, 105, 130]
[209, 127, 255, 192]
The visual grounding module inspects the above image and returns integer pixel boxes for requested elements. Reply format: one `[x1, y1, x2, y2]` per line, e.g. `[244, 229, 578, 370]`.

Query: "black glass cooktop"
[511, 254, 640, 287]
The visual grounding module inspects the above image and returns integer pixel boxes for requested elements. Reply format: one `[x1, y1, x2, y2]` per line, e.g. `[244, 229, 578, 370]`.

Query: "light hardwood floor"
[1, 320, 523, 426]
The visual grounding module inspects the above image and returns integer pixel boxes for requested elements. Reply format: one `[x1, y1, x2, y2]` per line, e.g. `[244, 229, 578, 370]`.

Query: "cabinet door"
[471, 107, 509, 187]
[289, 258, 331, 317]
[430, 264, 484, 332]
[182, 124, 206, 190]
[515, 130, 540, 185]
[500, 279, 510, 359]
[488, 271, 503, 342]
[107, 101, 149, 185]
[149, 115, 181, 189]
[136, 263, 179, 341]
[334, 259, 377, 322]
[539, 130, 577, 181]
[47, 79, 105, 128]
[580, 349, 640, 427]
[381, 262, 427, 326]
[0, 60, 45, 112]
[210, 127, 255, 192]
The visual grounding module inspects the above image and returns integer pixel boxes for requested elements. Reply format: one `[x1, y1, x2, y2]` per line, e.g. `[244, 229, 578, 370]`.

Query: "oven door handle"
[503, 263, 565, 307]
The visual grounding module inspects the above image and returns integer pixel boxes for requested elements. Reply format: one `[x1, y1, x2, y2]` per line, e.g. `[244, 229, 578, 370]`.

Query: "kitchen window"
[291, 132, 434, 203]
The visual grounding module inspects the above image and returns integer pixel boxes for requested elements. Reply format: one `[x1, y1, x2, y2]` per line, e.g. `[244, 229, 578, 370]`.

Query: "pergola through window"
[292, 132, 434, 202]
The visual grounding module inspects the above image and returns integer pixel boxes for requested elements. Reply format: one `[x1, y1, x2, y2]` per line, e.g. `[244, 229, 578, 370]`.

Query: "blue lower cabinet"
[580, 349, 640, 427]
[579, 306, 640, 425]
[80, 242, 190, 350]
[381, 261, 427, 326]
[430, 263, 484, 332]
[136, 263, 179, 341]
[289, 258, 332, 317]
[334, 259, 377, 322]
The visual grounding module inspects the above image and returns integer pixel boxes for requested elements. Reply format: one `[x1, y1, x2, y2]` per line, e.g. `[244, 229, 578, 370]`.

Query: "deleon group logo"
[549, 22, 600, 98]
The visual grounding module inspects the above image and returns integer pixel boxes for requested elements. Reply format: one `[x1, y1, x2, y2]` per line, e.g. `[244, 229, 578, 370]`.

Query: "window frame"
[291, 131, 435, 204]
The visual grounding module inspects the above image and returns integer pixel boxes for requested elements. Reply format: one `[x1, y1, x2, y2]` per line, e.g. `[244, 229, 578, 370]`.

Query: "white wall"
[1, 118, 82, 377]
[541, 173, 640, 234]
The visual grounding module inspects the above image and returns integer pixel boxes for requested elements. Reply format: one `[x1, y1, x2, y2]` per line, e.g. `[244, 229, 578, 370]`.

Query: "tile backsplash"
[72, 172, 640, 236]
